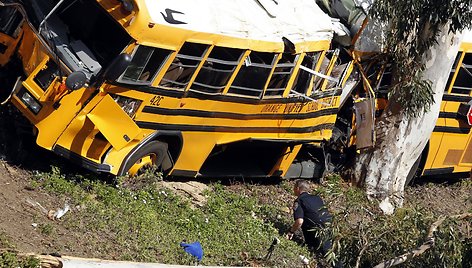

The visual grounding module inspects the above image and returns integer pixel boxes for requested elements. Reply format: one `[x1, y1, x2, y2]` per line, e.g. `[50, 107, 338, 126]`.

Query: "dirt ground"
[0, 155, 470, 258]
[0, 160, 75, 254]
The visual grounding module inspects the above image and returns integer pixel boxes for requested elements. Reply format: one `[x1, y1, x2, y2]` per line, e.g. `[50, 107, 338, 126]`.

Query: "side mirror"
[102, 53, 132, 82]
[65, 71, 87, 90]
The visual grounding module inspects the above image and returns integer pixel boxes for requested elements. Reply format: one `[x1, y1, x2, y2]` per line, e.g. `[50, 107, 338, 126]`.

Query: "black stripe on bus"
[442, 94, 472, 103]
[136, 122, 335, 134]
[433, 126, 471, 134]
[438, 112, 458, 119]
[422, 167, 454, 176]
[142, 106, 339, 120]
[111, 82, 341, 104]
[170, 169, 199, 177]
[53, 145, 111, 173]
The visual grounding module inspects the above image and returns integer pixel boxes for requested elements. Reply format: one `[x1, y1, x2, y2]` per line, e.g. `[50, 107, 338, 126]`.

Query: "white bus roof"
[144, 0, 334, 45]
[463, 29, 472, 44]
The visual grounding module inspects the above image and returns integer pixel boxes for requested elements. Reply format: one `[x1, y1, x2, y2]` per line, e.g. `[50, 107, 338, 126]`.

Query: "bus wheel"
[124, 141, 168, 176]
[405, 154, 422, 186]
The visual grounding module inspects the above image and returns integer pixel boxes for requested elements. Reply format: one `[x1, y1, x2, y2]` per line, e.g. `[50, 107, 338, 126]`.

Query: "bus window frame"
[447, 51, 472, 96]
[263, 54, 300, 99]
[226, 50, 277, 99]
[320, 49, 340, 91]
[157, 42, 212, 91]
[189, 46, 246, 95]
[290, 51, 324, 96]
[118, 44, 173, 86]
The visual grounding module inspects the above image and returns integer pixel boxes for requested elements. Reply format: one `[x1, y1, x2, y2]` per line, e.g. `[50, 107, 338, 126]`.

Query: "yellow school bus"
[416, 37, 472, 179]
[0, 0, 355, 177]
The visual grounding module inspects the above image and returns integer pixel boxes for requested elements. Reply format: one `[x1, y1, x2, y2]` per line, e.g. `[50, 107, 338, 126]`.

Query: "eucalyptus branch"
[369, 0, 472, 118]
[373, 213, 472, 268]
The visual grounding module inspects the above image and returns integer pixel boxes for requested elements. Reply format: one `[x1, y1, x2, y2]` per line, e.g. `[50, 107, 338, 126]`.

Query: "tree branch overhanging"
[373, 213, 472, 268]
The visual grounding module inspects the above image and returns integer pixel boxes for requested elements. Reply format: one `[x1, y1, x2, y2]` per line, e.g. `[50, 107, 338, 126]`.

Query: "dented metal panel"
[87, 95, 141, 151]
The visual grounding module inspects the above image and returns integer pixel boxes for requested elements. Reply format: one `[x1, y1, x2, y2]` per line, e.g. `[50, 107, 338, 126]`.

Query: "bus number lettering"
[150, 96, 164, 106]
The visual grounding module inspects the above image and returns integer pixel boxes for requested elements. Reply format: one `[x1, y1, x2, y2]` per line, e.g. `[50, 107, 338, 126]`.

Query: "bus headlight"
[112, 94, 141, 118]
[19, 89, 42, 114]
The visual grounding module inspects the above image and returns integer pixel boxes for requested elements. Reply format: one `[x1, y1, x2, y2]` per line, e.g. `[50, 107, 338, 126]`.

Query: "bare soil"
[0, 160, 76, 254]
[0, 154, 470, 259]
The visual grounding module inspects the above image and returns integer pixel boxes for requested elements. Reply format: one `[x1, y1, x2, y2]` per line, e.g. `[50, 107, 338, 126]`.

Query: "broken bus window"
[159, 42, 209, 90]
[228, 51, 276, 98]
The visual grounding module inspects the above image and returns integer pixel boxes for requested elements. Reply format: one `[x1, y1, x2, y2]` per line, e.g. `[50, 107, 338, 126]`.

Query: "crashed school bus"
[416, 36, 472, 179]
[0, 0, 355, 177]
[344, 36, 472, 184]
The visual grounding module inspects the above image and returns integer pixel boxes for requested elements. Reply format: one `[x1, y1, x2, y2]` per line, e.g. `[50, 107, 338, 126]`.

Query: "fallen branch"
[373, 213, 472, 268]
[355, 229, 390, 268]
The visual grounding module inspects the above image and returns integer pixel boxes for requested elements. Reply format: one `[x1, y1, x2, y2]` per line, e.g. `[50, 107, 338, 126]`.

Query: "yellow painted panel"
[460, 134, 472, 166]
[443, 149, 464, 165]
[273, 144, 302, 176]
[87, 95, 141, 151]
[172, 132, 216, 172]
[424, 132, 444, 171]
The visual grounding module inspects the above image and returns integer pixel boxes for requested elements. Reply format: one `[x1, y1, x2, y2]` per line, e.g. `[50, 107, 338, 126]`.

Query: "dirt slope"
[0, 161, 84, 255]
[0, 157, 470, 260]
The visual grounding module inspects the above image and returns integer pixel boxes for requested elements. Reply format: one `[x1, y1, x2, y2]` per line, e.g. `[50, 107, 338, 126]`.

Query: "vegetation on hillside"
[0, 233, 40, 268]
[0, 166, 466, 267]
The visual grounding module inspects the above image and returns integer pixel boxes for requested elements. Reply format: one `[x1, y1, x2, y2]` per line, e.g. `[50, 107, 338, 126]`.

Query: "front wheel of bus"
[124, 141, 168, 176]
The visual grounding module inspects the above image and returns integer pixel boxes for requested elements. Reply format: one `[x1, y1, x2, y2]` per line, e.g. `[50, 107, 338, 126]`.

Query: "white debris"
[54, 204, 70, 219]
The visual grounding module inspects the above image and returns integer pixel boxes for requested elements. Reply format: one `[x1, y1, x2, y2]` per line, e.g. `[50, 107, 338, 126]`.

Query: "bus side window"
[313, 52, 331, 90]
[192, 46, 244, 94]
[265, 54, 298, 97]
[228, 51, 276, 98]
[325, 51, 350, 90]
[120, 45, 172, 84]
[291, 52, 321, 95]
[159, 42, 209, 90]
[451, 52, 472, 95]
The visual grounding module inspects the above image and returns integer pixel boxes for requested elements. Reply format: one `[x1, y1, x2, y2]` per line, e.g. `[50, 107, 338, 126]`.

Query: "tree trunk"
[353, 25, 462, 214]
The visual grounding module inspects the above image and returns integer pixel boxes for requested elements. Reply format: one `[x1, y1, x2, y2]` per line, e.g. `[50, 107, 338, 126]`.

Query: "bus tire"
[123, 141, 169, 176]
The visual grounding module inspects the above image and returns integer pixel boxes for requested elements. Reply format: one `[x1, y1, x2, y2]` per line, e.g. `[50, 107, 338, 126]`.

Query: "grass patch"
[0, 233, 14, 249]
[33, 167, 308, 267]
[30, 167, 471, 267]
[0, 252, 40, 268]
[0, 235, 39, 268]
[38, 223, 54, 236]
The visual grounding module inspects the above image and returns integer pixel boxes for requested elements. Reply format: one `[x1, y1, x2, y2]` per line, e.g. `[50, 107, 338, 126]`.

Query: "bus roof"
[460, 29, 472, 52]
[134, 0, 333, 52]
[463, 29, 472, 44]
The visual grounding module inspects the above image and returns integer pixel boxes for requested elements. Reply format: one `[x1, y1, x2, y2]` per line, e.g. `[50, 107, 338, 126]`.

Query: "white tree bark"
[354, 25, 463, 214]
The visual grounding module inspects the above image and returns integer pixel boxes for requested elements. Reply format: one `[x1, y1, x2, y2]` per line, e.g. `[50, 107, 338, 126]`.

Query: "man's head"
[293, 179, 310, 196]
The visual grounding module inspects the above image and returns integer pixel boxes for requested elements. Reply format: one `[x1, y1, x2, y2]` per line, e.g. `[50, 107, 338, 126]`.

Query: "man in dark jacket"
[286, 179, 335, 259]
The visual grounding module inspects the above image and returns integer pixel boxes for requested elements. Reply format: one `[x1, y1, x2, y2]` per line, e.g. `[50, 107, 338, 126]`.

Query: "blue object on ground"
[180, 241, 203, 261]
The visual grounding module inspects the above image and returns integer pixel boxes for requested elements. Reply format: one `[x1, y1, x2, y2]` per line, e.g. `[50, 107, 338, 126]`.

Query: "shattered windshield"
[20, 0, 131, 78]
